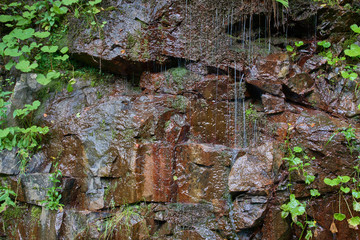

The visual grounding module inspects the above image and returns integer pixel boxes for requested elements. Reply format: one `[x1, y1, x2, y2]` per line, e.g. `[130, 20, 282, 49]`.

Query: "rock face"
[1, 0, 360, 240]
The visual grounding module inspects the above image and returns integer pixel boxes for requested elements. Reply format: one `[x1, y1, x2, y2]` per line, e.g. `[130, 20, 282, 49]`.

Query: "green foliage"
[169, 67, 188, 86]
[324, 125, 360, 229]
[101, 204, 149, 240]
[41, 163, 64, 211]
[36, 71, 61, 85]
[13, 101, 41, 119]
[283, 146, 316, 185]
[286, 41, 304, 59]
[171, 96, 188, 112]
[0, 184, 17, 213]
[310, 189, 320, 197]
[0, 0, 104, 86]
[281, 194, 305, 222]
[276, 0, 289, 8]
[350, 24, 360, 34]
[318, 40, 331, 49]
[0, 91, 49, 175]
[281, 135, 320, 239]
[334, 213, 346, 221]
[344, 44, 360, 58]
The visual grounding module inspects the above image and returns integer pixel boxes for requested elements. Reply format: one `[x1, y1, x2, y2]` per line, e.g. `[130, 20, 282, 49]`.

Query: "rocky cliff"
[1, 0, 360, 239]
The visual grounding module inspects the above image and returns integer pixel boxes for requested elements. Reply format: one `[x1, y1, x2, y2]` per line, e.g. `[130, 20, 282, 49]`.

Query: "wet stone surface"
[2, 1, 360, 239]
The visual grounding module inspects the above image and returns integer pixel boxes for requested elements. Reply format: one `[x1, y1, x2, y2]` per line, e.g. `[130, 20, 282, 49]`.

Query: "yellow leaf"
[330, 222, 338, 234]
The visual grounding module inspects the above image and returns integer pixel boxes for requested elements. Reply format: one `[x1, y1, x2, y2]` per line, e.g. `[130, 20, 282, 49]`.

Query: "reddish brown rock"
[261, 93, 285, 114]
[228, 142, 277, 194]
[190, 100, 235, 146]
[175, 143, 231, 203]
[261, 206, 290, 240]
[246, 53, 289, 97]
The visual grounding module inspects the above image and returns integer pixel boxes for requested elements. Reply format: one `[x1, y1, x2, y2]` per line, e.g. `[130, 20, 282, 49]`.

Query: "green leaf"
[60, 47, 69, 54]
[286, 45, 294, 52]
[67, 83, 74, 93]
[36, 71, 60, 85]
[276, 0, 289, 8]
[0, 129, 10, 138]
[339, 176, 351, 183]
[0, 15, 14, 23]
[353, 201, 360, 212]
[334, 213, 346, 221]
[353, 191, 360, 199]
[295, 41, 304, 47]
[318, 40, 331, 48]
[341, 71, 350, 79]
[4, 47, 22, 57]
[21, 45, 31, 53]
[54, 54, 69, 61]
[293, 146, 302, 153]
[89, 0, 102, 6]
[52, 5, 68, 15]
[5, 60, 15, 70]
[345, 44, 360, 58]
[34, 31, 50, 38]
[15, 60, 38, 72]
[305, 174, 315, 185]
[350, 24, 360, 34]
[310, 189, 320, 197]
[62, 0, 80, 6]
[340, 186, 350, 193]
[36, 74, 51, 85]
[41, 46, 58, 53]
[348, 216, 360, 227]
[324, 177, 341, 186]
[0, 42, 6, 56]
[47, 71, 60, 80]
[74, 8, 80, 18]
[9, 2, 21, 7]
[10, 28, 34, 40]
[349, 72, 358, 81]
[305, 230, 312, 240]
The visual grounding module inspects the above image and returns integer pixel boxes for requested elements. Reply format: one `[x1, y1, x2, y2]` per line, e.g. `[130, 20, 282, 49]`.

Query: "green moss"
[164, 120, 171, 129]
[127, 30, 151, 61]
[30, 206, 41, 225]
[171, 96, 188, 112]
[2, 206, 23, 232]
[169, 67, 188, 85]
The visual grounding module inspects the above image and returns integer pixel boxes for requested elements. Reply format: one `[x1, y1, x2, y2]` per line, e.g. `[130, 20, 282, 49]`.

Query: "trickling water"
[228, 149, 240, 240]
[234, 62, 237, 147]
[230, 8, 233, 46]
[234, 72, 245, 149]
[242, 16, 246, 49]
[254, 119, 257, 144]
[248, 14, 252, 59]
[314, 11, 318, 42]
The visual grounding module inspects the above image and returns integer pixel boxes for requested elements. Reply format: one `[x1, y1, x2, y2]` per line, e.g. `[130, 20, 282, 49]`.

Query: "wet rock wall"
[1, 0, 360, 239]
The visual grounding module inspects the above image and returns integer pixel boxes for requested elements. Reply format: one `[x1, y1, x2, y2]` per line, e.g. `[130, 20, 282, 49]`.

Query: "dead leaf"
[314, 228, 319, 238]
[330, 222, 338, 233]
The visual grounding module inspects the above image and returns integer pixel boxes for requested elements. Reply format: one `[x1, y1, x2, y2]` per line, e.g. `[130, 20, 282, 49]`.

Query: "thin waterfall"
[234, 62, 237, 147]
[239, 74, 246, 148]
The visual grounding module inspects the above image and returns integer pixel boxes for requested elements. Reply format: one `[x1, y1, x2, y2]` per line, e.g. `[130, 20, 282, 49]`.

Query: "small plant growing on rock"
[281, 146, 319, 239]
[324, 125, 360, 229]
[0, 184, 17, 213]
[287, 41, 304, 60]
[41, 163, 64, 211]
